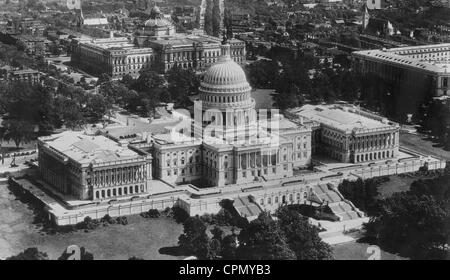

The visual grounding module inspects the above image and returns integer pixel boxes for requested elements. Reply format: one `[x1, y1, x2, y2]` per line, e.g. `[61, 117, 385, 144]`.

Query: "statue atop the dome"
[221, 32, 228, 45]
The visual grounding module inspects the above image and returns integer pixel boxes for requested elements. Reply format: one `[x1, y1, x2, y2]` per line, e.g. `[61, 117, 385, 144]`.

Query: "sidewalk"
[322, 235, 356, 245]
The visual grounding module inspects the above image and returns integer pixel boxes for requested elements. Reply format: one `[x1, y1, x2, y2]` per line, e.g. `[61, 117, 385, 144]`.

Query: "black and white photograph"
[0, 0, 448, 265]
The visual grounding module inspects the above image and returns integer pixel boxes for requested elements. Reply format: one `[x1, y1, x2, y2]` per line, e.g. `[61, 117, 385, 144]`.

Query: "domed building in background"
[138, 4, 175, 38]
[73, 3, 246, 77]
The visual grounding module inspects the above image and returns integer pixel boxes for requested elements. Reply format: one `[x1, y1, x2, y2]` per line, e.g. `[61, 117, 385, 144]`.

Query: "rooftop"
[353, 43, 450, 74]
[39, 131, 141, 165]
[291, 104, 398, 133]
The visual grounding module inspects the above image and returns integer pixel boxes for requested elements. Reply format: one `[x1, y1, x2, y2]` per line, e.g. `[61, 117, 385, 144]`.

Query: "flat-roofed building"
[290, 104, 400, 163]
[352, 43, 450, 97]
[0, 67, 41, 84]
[71, 5, 246, 77]
[71, 36, 155, 78]
[37, 131, 153, 201]
[352, 43, 450, 121]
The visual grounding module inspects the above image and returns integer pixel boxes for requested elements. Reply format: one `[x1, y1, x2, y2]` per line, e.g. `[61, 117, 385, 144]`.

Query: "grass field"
[251, 89, 277, 110]
[333, 242, 406, 260]
[400, 132, 450, 161]
[376, 175, 417, 199]
[0, 184, 185, 260]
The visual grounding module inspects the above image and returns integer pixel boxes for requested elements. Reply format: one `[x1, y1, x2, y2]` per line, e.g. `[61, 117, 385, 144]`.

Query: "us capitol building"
[33, 40, 446, 226]
[38, 41, 312, 200]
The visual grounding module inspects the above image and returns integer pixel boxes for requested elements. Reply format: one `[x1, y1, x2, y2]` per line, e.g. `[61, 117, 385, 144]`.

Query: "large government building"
[38, 131, 153, 201]
[150, 42, 312, 187]
[71, 5, 246, 78]
[39, 41, 312, 199]
[352, 43, 450, 97]
[289, 104, 400, 163]
[39, 41, 407, 203]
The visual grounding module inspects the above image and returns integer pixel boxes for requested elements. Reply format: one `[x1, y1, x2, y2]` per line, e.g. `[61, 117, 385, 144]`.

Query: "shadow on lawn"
[159, 246, 189, 257]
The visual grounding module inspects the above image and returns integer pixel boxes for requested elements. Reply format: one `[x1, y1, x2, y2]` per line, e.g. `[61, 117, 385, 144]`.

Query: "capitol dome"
[196, 42, 257, 143]
[200, 44, 251, 95]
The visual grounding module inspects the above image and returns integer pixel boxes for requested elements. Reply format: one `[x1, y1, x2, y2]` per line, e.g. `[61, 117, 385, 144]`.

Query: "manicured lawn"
[400, 132, 450, 161]
[251, 89, 277, 110]
[376, 175, 416, 199]
[333, 242, 406, 260]
[0, 184, 185, 260]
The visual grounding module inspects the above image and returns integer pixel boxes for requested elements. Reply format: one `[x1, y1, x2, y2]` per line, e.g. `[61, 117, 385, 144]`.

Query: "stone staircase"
[311, 183, 364, 221]
[233, 196, 263, 222]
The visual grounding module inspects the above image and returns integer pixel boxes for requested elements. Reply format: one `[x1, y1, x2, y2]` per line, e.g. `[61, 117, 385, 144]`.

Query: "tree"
[99, 80, 135, 108]
[6, 248, 49, 260]
[338, 178, 380, 216]
[0, 119, 35, 148]
[135, 69, 166, 92]
[237, 212, 296, 260]
[178, 217, 213, 259]
[276, 207, 333, 260]
[53, 96, 85, 130]
[209, 238, 222, 259]
[84, 93, 113, 123]
[96, 73, 112, 86]
[221, 233, 238, 260]
[364, 192, 449, 259]
[121, 74, 135, 88]
[167, 65, 198, 108]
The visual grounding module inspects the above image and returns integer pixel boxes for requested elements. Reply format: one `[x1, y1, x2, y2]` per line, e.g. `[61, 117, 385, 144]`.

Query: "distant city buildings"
[366, 0, 386, 10]
[0, 66, 42, 84]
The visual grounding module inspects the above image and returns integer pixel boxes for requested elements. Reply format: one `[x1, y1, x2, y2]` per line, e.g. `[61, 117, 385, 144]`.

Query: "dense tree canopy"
[276, 207, 333, 260]
[364, 167, 450, 259]
[338, 178, 380, 216]
[178, 216, 213, 260]
[237, 212, 296, 260]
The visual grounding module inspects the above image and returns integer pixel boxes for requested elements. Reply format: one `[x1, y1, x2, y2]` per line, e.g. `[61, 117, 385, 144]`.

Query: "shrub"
[100, 214, 116, 225]
[172, 207, 189, 223]
[141, 209, 160, 219]
[116, 216, 128, 225]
